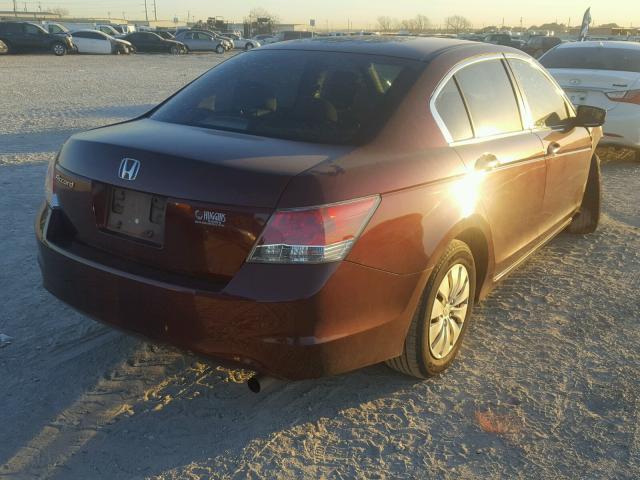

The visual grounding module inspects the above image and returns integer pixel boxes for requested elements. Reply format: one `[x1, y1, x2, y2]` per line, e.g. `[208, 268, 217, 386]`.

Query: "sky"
[4, 0, 639, 29]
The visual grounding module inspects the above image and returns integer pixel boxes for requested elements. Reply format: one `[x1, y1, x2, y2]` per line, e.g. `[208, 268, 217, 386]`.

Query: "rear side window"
[509, 58, 570, 128]
[1, 23, 23, 34]
[434, 78, 473, 142]
[541, 46, 640, 73]
[455, 59, 522, 137]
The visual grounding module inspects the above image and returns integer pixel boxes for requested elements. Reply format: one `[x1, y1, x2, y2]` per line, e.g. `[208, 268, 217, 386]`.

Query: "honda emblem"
[118, 158, 141, 181]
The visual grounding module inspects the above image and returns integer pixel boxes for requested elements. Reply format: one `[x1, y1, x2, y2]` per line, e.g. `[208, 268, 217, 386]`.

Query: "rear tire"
[566, 154, 601, 234]
[387, 240, 476, 378]
[52, 42, 67, 56]
[245, 43, 254, 50]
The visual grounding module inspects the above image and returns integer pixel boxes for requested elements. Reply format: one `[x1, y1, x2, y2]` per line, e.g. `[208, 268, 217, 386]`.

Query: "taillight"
[248, 196, 380, 264]
[44, 156, 56, 205]
[605, 89, 640, 105]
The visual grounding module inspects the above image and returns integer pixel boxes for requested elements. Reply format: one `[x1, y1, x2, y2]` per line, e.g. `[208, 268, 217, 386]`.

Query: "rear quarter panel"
[280, 45, 501, 278]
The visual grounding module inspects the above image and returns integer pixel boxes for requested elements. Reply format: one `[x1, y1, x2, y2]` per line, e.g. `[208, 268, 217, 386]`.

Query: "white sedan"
[225, 33, 261, 50]
[541, 41, 640, 158]
[71, 29, 133, 54]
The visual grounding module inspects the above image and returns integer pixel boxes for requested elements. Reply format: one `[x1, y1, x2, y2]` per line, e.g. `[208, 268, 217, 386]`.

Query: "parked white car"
[225, 33, 260, 50]
[541, 41, 640, 158]
[252, 34, 278, 45]
[71, 30, 133, 54]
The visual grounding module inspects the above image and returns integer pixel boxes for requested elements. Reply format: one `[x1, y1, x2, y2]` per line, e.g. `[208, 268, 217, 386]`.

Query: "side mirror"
[572, 105, 606, 128]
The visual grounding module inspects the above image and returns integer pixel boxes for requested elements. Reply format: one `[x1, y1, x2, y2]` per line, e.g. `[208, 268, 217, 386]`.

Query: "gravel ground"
[1, 54, 639, 480]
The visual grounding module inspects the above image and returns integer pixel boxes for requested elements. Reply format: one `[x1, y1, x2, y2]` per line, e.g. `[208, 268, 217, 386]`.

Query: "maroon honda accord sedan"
[37, 37, 605, 380]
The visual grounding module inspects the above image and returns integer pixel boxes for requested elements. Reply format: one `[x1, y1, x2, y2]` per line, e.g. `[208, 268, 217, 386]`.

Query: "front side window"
[434, 78, 473, 142]
[25, 24, 42, 35]
[509, 58, 570, 128]
[151, 50, 423, 145]
[455, 59, 523, 138]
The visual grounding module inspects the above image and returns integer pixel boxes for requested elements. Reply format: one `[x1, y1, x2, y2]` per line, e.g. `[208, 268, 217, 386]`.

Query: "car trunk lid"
[53, 119, 350, 285]
[548, 68, 640, 110]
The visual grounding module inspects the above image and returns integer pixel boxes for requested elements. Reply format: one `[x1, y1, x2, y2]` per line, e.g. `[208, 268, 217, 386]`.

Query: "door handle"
[475, 153, 500, 171]
[547, 142, 561, 156]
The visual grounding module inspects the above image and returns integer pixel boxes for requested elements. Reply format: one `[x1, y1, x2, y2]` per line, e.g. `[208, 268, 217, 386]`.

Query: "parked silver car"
[225, 33, 261, 50]
[174, 31, 225, 53]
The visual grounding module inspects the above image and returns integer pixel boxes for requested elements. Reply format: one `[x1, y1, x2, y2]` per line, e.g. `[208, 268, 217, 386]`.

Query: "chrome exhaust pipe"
[247, 374, 278, 393]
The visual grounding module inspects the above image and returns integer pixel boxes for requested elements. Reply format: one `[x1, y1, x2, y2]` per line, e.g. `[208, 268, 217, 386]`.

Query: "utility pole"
[12, 0, 17, 16]
[153, 0, 157, 21]
[144, 0, 149, 22]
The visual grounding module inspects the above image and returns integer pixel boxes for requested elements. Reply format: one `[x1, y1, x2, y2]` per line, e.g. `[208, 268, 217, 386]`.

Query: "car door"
[131, 33, 150, 52]
[80, 32, 100, 53]
[72, 31, 90, 52]
[507, 56, 593, 234]
[91, 32, 111, 54]
[182, 32, 198, 50]
[22, 23, 46, 51]
[199, 33, 217, 50]
[435, 57, 547, 275]
[0, 23, 21, 49]
[148, 34, 165, 52]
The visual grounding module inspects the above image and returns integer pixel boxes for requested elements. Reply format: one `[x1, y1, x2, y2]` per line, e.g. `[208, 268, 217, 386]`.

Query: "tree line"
[377, 15, 472, 33]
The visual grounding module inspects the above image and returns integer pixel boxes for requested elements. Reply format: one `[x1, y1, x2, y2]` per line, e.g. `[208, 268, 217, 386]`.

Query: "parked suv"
[523, 35, 562, 58]
[483, 33, 524, 49]
[37, 38, 605, 380]
[0, 21, 74, 55]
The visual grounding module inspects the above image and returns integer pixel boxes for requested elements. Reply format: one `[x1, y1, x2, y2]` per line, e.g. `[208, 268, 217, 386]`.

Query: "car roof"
[75, 29, 106, 34]
[554, 40, 640, 50]
[259, 36, 508, 62]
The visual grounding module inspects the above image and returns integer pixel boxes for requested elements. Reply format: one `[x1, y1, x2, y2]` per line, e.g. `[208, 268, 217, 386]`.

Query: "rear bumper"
[599, 105, 640, 149]
[36, 204, 426, 379]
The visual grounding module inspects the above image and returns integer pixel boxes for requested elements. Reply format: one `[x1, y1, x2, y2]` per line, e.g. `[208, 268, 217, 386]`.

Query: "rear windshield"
[151, 50, 424, 145]
[541, 46, 640, 73]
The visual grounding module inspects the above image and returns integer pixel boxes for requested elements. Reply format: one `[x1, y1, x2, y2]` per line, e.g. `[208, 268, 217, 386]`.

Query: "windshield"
[151, 50, 423, 145]
[541, 46, 640, 73]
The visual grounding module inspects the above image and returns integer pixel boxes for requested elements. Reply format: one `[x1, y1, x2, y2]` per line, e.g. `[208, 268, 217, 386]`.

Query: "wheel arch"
[430, 214, 495, 301]
[455, 226, 490, 301]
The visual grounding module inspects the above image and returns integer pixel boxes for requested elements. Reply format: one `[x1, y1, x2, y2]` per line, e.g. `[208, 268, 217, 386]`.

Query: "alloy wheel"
[428, 263, 470, 359]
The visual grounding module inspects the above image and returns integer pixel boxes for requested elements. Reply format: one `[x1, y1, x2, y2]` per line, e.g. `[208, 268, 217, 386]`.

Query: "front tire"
[52, 42, 67, 56]
[215, 44, 224, 54]
[566, 154, 601, 234]
[387, 240, 476, 378]
[245, 42, 254, 50]
[169, 45, 180, 55]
